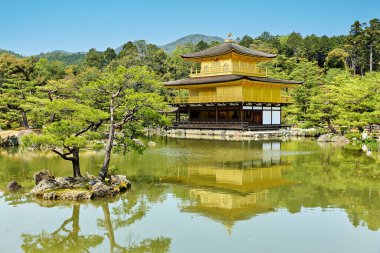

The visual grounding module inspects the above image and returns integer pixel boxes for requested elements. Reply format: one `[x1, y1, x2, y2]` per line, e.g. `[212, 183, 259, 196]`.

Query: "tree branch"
[47, 90, 57, 102]
[91, 119, 103, 132]
[75, 122, 95, 137]
[52, 218, 73, 235]
[52, 149, 74, 161]
[114, 98, 150, 127]
[63, 145, 73, 153]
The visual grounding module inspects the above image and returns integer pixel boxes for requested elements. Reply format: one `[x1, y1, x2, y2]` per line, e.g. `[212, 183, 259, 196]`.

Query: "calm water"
[1, 138, 380, 253]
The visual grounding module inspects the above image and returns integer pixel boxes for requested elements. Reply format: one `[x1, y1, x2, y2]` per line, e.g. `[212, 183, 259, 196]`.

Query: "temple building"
[164, 36, 303, 130]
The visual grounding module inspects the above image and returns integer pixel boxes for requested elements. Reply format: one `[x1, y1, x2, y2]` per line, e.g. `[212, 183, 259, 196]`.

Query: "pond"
[0, 138, 380, 253]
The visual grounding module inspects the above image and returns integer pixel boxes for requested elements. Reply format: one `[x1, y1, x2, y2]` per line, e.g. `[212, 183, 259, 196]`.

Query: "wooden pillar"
[216, 105, 218, 122]
[241, 107, 244, 123]
[188, 105, 190, 122]
[271, 106, 273, 125]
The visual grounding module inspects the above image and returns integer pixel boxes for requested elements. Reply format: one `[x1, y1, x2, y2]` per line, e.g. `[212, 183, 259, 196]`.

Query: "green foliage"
[0, 54, 40, 129]
[35, 58, 66, 83]
[284, 32, 304, 58]
[346, 18, 380, 74]
[85, 48, 105, 69]
[250, 40, 278, 54]
[256, 31, 282, 52]
[166, 43, 197, 80]
[108, 164, 120, 175]
[195, 40, 209, 52]
[22, 100, 107, 150]
[325, 48, 349, 69]
[307, 70, 380, 132]
[239, 35, 254, 48]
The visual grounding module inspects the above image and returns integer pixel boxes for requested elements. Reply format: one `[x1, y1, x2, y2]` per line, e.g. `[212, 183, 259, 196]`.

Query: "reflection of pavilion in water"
[167, 142, 295, 234]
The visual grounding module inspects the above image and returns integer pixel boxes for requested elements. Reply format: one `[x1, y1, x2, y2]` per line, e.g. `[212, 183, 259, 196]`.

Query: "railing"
[171, 122, 291, 130]
[173, 121, 249, 130]
[168, 95, 293, 104]
[190, 65, 267, 77]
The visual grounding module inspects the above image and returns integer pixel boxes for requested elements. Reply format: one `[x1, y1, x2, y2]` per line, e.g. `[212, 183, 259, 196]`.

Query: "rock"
[133, 139, 145, 147]
[43, 189, 92, 200]
[55, 177, 87, 189]
[110, 175, 131, 191]
[30, 178, 60, 197]
[110, 175, 122, 185]
[317, 134, 350, 144]
[0, 135, 19, 147]
[33, 170, 54, 185]
[148, 141, 156, 147]
[90, 182, 114, 198]
[317, 134, 334, 142]
[331, 136, 350, 144]
[85, 172, 97, 180]
[30, 173, 131, 200]
[7, 180, 22, 191]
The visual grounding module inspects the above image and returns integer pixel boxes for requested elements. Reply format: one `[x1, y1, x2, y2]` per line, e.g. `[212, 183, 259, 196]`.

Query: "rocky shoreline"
[151, 128, 321, 141]
[29, 171, 131, 200]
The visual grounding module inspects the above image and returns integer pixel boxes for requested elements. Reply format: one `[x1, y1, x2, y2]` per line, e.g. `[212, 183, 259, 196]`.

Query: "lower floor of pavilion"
[170, 103, 289, 130]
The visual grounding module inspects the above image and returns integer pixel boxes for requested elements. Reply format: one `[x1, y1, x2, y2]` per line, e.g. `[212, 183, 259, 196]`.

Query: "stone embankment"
[151, 128, 320, 141]
[30, 170, 131, 200]
[317, 134, 350, 144]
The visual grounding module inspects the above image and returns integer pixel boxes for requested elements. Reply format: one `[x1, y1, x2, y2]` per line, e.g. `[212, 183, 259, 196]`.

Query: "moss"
[45, 187, 89, 193]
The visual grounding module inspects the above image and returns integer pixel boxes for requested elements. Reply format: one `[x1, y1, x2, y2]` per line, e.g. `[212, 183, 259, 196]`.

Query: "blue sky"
[1, 0, 379, 55]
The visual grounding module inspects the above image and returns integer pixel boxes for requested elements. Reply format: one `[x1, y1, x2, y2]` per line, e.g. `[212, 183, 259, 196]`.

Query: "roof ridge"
[181, 42, 276, 59]
[164, 74, 304, 86]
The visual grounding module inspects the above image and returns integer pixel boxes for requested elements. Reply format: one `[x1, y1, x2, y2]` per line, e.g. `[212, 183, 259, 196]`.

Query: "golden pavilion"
[165, 36, 303, 130]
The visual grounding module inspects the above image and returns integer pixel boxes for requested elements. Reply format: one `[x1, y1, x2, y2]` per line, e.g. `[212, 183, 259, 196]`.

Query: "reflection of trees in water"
[272, 146, 380, 231]
[0, 192, 31, 206]
[21, 205, 103, 252]
[96, 182, 171, 252]
[20, 182, 171, 253]
[99, 203, 171, 253]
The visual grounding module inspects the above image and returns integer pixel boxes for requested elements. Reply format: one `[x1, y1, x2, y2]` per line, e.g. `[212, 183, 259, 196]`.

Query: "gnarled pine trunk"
[71, 147, 82, 177]
[99, 95, 116, 181]
[21, 109, 30, 129]
[327, 117, 339, 135]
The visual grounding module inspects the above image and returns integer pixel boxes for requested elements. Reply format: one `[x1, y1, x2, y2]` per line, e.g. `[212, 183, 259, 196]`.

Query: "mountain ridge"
[0, 34, 225, 64]
[159, 34, 224, 53]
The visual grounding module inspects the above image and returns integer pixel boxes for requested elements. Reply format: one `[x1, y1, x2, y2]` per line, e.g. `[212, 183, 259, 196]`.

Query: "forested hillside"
[36, 51, 86, 65]
[0, 49, 22, 58]
[159, 34, 224, 53]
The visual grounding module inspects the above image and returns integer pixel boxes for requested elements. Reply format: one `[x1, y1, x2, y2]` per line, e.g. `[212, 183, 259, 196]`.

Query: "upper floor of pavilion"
[181, 41, 276, 78]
